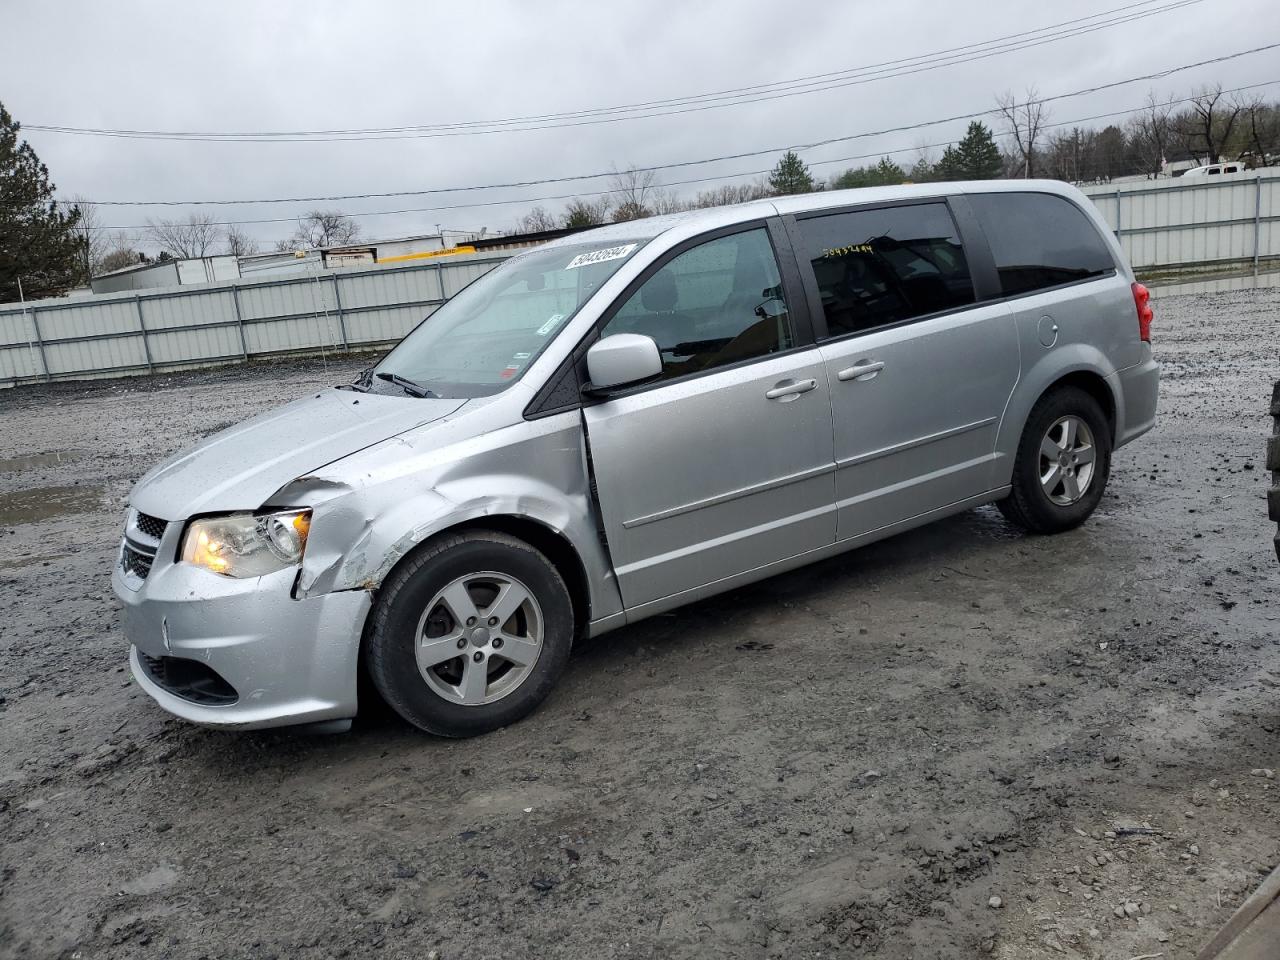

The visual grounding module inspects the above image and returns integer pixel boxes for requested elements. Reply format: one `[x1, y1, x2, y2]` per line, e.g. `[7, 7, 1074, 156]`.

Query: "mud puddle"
[0, 484, 104, 524]
[0, 449, 87, 473]
[0, 551, 73, 571]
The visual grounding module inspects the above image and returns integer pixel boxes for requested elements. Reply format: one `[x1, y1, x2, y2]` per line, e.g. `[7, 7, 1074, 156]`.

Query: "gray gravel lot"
[1, 286, 1277, 960]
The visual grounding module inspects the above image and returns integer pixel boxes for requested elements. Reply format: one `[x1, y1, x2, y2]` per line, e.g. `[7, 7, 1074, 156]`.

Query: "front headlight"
[180, 510, 312, 578]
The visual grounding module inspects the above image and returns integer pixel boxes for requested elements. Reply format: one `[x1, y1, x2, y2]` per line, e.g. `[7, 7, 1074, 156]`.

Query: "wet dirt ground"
[1, 287, 1277, 960]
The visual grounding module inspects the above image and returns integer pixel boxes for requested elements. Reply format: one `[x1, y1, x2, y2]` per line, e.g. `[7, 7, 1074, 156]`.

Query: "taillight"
[1132, 282, 1153, 343]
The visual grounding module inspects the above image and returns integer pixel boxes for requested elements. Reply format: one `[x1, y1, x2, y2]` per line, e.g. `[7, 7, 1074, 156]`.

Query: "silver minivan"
[113, 180, 1159, 736]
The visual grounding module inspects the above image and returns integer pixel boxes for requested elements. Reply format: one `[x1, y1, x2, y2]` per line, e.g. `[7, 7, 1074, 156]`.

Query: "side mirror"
[754, 297, 788, 321]
[584, 333, 663, 394]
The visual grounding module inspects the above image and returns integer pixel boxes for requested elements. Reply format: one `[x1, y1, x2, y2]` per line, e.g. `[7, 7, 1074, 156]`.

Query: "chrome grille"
[121, 543, 154, 579]
[135, 512, 167, 540]
[120, 508, 165, 582]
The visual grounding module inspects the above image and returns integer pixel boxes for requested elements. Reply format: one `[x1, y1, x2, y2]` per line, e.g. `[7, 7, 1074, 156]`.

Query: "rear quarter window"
[969, 192, 1114, 297]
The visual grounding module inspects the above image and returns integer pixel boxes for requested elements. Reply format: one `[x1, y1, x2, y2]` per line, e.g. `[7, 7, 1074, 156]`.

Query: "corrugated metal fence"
[1080, 170, 1280, 274]
[0, 253, 509, 387]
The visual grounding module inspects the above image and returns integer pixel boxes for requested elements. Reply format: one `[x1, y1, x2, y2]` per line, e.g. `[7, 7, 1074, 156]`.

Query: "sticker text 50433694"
[565, 243, 637, 270]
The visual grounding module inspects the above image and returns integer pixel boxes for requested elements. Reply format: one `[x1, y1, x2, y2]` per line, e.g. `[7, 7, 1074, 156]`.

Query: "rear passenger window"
[969, 192, 1114, 297]
[794, 202, 975, 338]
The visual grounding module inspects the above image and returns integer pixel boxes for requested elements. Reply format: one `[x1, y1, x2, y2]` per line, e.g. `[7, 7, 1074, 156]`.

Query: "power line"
[25, 0, 1202, 143]
[94, 78, 1280, 232]
[55, 42, 1280, 209]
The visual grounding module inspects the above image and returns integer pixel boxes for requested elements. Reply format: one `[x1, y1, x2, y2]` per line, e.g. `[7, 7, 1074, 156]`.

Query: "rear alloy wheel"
[999, 386, 1112, 534]
[366, 531, 574, 737]
[1039, 415, 1098, 506]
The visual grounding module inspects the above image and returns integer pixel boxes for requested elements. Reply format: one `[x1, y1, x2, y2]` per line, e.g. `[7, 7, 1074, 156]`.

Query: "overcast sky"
[1, 0, 1275, 252]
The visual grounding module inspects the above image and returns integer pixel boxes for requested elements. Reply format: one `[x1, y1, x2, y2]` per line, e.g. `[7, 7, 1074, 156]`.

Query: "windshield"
[371, 238, 647, 398]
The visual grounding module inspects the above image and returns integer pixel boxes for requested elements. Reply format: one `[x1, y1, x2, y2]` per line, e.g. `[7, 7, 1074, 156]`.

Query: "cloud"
[0, 0, 1270, 250]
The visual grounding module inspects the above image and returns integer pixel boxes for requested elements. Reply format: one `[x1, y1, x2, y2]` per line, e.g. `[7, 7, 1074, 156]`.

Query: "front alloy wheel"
[416, 572, 544, 706]
[366, 531, 574, 737]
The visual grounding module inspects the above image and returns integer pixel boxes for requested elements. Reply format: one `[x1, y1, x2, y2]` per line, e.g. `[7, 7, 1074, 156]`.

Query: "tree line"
[515, 84, 1280, 231]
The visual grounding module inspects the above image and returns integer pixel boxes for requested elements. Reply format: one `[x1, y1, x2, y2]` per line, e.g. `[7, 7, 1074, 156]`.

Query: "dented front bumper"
[113, 560, 370, 730]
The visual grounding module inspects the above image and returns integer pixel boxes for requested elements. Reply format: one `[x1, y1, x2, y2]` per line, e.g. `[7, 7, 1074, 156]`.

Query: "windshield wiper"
[338, 367, 374, 392]
[375, 371, 438, 398]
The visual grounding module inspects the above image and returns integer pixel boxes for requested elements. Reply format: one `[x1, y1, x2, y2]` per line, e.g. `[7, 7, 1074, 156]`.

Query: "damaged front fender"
[271, 407, 625, 625]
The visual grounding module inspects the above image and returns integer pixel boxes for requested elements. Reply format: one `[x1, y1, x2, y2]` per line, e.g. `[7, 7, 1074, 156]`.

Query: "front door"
[787, 200, 1020, 540]
[583, 225, 836, 611]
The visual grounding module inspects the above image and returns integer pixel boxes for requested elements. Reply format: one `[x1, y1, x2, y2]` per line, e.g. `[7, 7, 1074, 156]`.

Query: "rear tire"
[998, 386, 1112, 534]
[365, 531, 574, 737]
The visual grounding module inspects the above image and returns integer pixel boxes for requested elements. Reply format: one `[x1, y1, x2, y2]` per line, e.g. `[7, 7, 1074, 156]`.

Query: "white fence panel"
[1081, 170, 1279, 272]
[345, 304, 436, 345]
[45, 333, 148, 377]
[0, 252, 508, 387]
[0, 309, 49, 382]
[337, 265, 442, 310]
[147, 325, 242, 365]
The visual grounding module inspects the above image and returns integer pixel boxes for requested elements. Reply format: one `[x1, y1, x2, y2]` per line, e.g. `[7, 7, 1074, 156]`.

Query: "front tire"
[365, 531, 574, 737]
[998, 386, 1112, 534]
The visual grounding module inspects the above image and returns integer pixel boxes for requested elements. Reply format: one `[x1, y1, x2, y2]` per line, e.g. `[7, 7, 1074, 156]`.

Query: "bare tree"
[99, 242, 145, 273]
[690, 179, 773, 208]
[561, 197, 612, 229]
[609, 164, 659, 221]
[1178, 85, 1244, 164]
[68, 196, 111, 281]
[517, 205, 558, 233]
[223, 225, 259, 257]
[1240, 94, 1279, 164]
[996, 88, 1049, 178]
[647, 190, 687, 215]
[147, 214, 220, 259]
[1127, 91, 1174, 178]
[282, 209, 361, 250]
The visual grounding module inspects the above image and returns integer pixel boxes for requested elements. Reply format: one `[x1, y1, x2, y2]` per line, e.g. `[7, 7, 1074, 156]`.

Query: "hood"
[130, 389, 465, 519]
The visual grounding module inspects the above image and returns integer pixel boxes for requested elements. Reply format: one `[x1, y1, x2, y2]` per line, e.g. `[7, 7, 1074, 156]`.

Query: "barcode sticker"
[565, 243, 637, 270]
[536, 314, 564, 336]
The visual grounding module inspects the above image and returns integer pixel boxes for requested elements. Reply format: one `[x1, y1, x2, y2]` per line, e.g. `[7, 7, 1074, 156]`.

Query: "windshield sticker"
[565, 243, 637, 270]
[536, 314, 564, 336]
[500, 352, 532, 380]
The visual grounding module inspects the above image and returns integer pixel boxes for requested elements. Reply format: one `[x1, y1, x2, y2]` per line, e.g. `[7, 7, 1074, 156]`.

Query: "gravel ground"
[0, 287, 1277, 960]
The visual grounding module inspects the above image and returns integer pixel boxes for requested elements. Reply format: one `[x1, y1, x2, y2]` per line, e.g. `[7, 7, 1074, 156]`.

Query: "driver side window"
[601, 228, 793, 380]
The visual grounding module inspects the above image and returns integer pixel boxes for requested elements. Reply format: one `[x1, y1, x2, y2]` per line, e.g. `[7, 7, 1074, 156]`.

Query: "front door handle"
[837, 360, 885, 382]
[765, 378, 817, 401]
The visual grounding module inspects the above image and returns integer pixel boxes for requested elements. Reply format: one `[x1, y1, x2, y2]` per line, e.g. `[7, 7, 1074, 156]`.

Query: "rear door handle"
[837, 360, 885, 382]
[765, 378, 817, 401]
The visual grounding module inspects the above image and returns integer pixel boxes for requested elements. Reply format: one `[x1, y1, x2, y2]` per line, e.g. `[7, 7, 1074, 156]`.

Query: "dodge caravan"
[113, 180, 1159, 736]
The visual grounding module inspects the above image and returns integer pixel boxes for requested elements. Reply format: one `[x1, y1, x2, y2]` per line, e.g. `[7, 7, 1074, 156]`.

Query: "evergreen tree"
[0, 102, 83, 302]
[830, 156, 905, 189]
[768, 150, 815, 195]
[907, 155, 936, 183]
[955, 121, 1003, 179]
[934, 145, 965, 181]
[931, 123, 1004, 182]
